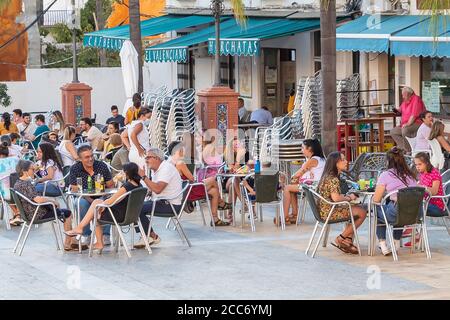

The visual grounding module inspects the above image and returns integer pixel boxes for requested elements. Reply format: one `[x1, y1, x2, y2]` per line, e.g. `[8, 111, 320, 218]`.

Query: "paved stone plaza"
[1, 204, 450, 300]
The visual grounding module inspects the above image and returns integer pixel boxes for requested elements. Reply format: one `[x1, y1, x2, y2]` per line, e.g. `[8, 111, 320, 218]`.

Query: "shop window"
[313, 31, 321, 72]
[219, 56, 235, 89]
[422, 57, 450, 117]
[398, 59, 406, 85]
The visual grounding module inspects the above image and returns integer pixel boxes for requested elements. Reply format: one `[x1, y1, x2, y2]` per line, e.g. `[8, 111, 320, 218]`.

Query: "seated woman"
[223, 135, 247, 203]
[168, 141, 231, 226]
[200, 131, 224, 178]
[58, 126, 79, 167]
[429, 121, 450, 169]
[317, 152, 367, 255]
[14, 160, 74, 250]
[64, 162, 142, 253]
[282, 139, 325, 224]
[373, 147, 417, 255]
[415, 152, 445, 217]
[102, 133, 122, 161]
[101, 122, 120, 150]
[0, 134, 21, 157]
[34, 142, 65, 197]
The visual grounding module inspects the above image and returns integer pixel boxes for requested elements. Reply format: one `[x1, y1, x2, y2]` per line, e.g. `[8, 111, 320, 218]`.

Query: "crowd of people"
[1, 87, 449, 257]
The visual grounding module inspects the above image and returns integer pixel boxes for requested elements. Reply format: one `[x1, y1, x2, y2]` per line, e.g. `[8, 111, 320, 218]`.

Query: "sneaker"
[378, 240, 392, 256]
[103, 235, 111, 246]
[133, 237, 154, 249]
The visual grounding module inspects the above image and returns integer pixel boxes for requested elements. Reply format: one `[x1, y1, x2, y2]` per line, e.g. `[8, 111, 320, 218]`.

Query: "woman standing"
[128, 107, 151, 169]
[34, 142, 65, 197]
[373, 147, 417, 255]
[282, 139, 326, 224]
[50, 111, 65, 136]
[0, 113, 18, 135]
[317, 152, 367, 254]
[58, 126, 79, 166]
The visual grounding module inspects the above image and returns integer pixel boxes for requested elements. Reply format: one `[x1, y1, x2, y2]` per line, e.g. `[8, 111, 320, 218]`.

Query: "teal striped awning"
[145, 17, 322, 62]
[336, 15, 426, 53]
[390, 15, 450, 58]
[82, 14, 215, 51]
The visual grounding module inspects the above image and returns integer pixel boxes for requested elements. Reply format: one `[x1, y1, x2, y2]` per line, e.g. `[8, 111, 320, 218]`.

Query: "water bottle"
[254, 159, 261, 174]
[87, 176, 93, 192]
[101, 176, 105, 191]
[369, 178, 374, 189]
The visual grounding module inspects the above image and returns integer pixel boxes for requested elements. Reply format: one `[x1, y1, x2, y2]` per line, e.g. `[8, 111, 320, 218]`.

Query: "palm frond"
[229, 0, 247, 27]
[418, 0, 450, 39]
[0, 0, 11, 14]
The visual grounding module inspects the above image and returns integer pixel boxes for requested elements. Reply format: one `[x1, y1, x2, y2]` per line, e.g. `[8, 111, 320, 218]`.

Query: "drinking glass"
[76, 177, 83, 192]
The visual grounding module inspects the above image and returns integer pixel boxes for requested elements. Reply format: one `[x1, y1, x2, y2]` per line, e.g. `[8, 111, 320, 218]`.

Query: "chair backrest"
[405, 136, 416, 151]
[359, 152, 386, 177]
[441, 169, 450, 185]
[428, 139, 445, 170]
[120, 187, 149, 225]
[301, 184, 324, 223]
[254, 171, 279, 203]
[396, 187, 426, 226]
[10, 189, 29, 223]
[346, 153, 368, 180]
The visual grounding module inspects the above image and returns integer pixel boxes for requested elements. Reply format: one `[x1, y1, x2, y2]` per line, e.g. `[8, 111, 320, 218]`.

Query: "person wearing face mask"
[128, 107, 152, 169]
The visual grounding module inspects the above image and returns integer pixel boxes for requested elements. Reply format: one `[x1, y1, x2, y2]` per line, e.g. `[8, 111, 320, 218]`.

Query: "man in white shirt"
[414, 111, 433, 151]
[17, 112, 37, 140]
[135, 147, 183, 248]
[80, 117, 103, 150]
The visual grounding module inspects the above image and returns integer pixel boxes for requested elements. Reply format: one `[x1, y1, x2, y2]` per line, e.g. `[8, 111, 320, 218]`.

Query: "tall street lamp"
[211, 0, 225, 87]
[69, 0, 80, 83]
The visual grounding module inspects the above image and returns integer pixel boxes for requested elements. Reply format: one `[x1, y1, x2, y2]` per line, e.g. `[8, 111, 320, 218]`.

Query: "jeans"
[427, 203, 445, 217]
[376, 202, 403, 240]
[36, 183, 62, 197]
[137, 200, 182, 234]
[78, 198, 110, 236]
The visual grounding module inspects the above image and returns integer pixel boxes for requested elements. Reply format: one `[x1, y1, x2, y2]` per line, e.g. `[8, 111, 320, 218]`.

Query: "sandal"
[344, 237, 359, 255]
[210, 219, 231, 227]
[273, 217, 291, 226]
[288, 214, 298, 224]
[331, 234, 358, 254]
[218, 202, 232, 210]
[9, 215, 23, 226]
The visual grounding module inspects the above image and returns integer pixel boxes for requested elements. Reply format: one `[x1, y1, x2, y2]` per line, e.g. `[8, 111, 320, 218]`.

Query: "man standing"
[18, 112, 36, 140]
[414, 111, 433, 151]
[80, 117, 103, 150]
[134, 147, 182, 248]
[106, 105, 125, 128]
[30, 114, 50, 149]
[69, 145, 114, 246]
[390, 86, 426, 151]
[250, 106, 274, 126]
[238, 97, 251, 123]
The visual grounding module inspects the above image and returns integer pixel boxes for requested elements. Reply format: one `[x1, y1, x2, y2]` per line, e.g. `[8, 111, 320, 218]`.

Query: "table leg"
[76, 196, 82, 254]
[367, 197, 372, 256]
[231, 177, 236, 227]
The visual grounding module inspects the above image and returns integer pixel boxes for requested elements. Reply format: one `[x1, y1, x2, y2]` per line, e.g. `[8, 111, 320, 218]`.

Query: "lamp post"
[211, 0, 224, 87]
[69, 0, 79, 83]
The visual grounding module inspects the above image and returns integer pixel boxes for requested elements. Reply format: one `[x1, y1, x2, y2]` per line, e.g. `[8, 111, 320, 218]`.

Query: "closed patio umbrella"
[119, 40, 139, 117]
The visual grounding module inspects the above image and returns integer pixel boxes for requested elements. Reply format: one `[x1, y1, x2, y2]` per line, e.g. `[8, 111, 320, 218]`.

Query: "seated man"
[238, 97, 251, 123]
[106, 105, 125, 128]
[69, 145, 114, 246]
[134, 147, 182, 248]
[80, 117, 103, 151]
[390, 86, 426, 152]
[30, 114, 50, 150]
[250, 106, 273, 126]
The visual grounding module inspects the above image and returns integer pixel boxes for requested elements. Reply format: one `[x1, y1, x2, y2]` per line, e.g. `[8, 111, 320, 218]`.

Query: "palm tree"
[128, 0, 143, 92]
[320, 0, 337, 155]
[96, 0, 107, 67]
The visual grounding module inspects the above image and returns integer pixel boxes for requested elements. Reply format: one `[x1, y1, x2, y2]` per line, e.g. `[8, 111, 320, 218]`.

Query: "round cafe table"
[216, 172, 250, 228]
[66, 188, 118, 253]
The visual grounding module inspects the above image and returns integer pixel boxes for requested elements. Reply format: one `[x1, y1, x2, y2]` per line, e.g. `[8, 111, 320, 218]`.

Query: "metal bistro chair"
[405, 136, 431, 157]
[424, 184, 450, 237]
[302, 184, 361, 258]
[441, 169, 450, 185]
[11, 189, 63, 256]
[240, 171, 283, 232]
[374, 187, 430, 261]
[91, 187, 150, 258]
[147, 181, 192, 247]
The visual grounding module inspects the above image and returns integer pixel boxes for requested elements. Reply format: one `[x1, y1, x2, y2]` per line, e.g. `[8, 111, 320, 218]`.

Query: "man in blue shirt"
[106, 105, 125, 128]
[250, 106, 273, 126]
[30, 114, 51, 150]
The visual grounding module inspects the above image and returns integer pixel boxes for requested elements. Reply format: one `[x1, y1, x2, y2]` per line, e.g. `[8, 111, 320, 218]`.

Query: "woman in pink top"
[373, 147, 417, 255]
[414, 152, 445, 216]
[390, 87, 426, 152]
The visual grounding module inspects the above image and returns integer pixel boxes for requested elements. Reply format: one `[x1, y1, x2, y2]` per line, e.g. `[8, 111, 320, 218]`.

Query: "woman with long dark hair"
[64, 162, 143, 253]
[373, 147, 417, 255]
[34, 142, 65, 196]
[282, 139, 325, 224]
[50, 111, 65, 136]
[317, 151, 367, 254]
[0, 113, 18, 135]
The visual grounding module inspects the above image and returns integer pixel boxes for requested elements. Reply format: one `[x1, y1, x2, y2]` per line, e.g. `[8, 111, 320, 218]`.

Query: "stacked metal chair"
[337, 73, 360, 121]
[300, 71, 322, 139]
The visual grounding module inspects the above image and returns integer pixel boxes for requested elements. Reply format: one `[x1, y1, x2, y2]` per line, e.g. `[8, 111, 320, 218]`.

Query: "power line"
[0, 0, 58, 53]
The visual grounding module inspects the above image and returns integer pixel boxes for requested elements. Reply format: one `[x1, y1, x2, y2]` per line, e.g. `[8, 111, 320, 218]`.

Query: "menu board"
[422, 81, 441, 113]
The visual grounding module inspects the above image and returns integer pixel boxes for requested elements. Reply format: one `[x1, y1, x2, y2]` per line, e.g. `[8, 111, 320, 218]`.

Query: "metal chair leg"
[137, 219, 152, 254]
[305, 222, 320, 256]
[198, 201, 207, 226]
[18, 223, 34, 256]
[204, 198, 215, 231]
[115, 225, 132, 258]
[51, 222, 61, 251]
[172, 216, 191, 247]
[311, 222, 328, 258]
[387, 225, 398, 261]
[322, 225, 330, 248]
[12, 223, 26, 253]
